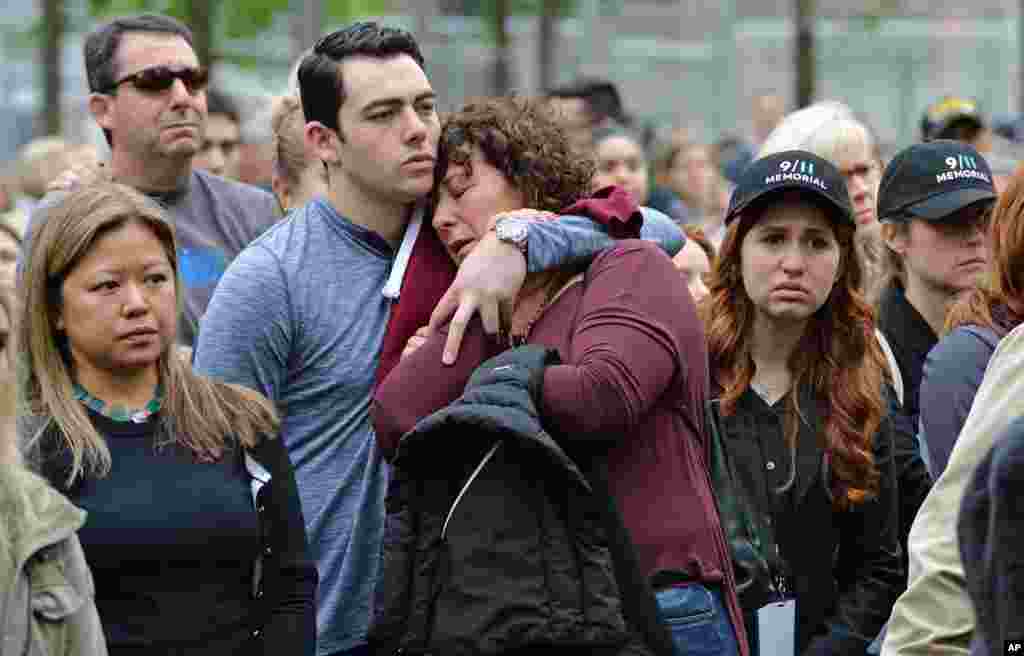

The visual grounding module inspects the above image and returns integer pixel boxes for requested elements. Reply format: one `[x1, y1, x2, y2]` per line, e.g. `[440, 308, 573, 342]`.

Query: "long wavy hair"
[701, 200, 886, 509]
[944, 168, 1024, 338]
[20, 183, 279, 486]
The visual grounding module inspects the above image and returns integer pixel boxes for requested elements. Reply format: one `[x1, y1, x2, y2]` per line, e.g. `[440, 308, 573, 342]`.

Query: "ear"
[305, 122, 340, 167]
[88, 93, 116, 132]
[55, 313, 65, 332]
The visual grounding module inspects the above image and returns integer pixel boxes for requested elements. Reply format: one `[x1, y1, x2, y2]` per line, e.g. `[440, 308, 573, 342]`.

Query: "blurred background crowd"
[4, 0, 1024, 238]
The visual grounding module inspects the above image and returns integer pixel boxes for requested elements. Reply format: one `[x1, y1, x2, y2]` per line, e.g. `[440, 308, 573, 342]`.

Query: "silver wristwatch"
[494, 217, 530, 255]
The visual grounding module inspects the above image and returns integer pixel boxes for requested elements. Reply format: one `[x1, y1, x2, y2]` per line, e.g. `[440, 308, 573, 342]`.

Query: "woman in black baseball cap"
[872, 139, 995, 461]
[700, 150, 902, 655]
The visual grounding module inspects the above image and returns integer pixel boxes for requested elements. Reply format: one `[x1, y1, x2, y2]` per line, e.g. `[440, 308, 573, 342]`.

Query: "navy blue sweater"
[33, 409, 316, 655]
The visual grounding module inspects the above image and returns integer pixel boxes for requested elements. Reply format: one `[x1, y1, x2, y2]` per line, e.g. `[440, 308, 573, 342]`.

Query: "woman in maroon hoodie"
[372, 97, 747, 656]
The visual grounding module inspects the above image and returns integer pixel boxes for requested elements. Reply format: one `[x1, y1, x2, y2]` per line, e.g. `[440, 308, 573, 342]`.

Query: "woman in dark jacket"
[919, 167, 1024, 479]
[18, 183, 316, 655]
[700, 151, 903, 655]
[372, 97, 747, 656]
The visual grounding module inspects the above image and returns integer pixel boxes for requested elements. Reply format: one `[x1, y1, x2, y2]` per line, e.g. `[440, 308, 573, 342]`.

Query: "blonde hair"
[271, 94, 312, 189]
[868, 222, 909, 307]
[20, 183, 279, 485]
[17, 137, 69, 199]
[759, 101, 877, 164]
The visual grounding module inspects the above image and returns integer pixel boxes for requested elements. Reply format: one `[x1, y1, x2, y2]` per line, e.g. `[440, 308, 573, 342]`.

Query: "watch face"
[499, 220, 529, 245]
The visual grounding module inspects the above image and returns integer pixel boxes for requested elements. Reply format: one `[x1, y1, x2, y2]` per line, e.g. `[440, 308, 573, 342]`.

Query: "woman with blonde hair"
[1, 282, 107, 656]
[18, 182, 316, 655]
[270, 94, 327, 213]
[702, 151, 902, 654]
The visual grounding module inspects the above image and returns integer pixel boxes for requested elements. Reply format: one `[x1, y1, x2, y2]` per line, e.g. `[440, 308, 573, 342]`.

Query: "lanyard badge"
[757, 597, 796, 656]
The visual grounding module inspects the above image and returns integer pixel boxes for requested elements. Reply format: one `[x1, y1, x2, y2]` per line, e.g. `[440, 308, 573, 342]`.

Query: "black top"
[874, 282, 936, 598]
[33, 409, 317, 656]
[877, 281, 938, 429]
[714, 386, 903, 655]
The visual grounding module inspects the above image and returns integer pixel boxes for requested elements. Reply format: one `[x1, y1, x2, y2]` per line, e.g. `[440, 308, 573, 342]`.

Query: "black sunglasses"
[104, 65, 209, 95]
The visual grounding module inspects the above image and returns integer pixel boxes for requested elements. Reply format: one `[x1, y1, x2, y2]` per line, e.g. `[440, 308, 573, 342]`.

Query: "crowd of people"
[1, 11, 1022, 656]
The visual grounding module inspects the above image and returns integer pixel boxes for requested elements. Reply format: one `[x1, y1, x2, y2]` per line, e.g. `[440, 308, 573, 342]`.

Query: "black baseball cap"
[921, 96, 984, 142]
[724, 150, 853, 226]
[877, 140, 996, 224]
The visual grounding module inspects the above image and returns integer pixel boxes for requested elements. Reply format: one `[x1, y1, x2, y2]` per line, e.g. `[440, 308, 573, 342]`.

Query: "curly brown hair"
[434, 97, 595, 213]
[700, 207, 886, 510]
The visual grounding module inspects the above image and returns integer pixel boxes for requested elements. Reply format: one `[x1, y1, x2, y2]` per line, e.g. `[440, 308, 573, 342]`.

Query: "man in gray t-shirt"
[27, 15, 279, 348]
[148, 169, 278, 345]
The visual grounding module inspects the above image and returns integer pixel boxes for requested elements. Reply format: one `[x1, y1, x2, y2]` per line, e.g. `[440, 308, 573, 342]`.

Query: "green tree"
[475, 0, 577, 95]
[795, 0, 815, 108]
[87, 0, 390, 69]
[493, 0, 511, 95]
[538, 0, 567, 92]
[42, 0, 65, 135]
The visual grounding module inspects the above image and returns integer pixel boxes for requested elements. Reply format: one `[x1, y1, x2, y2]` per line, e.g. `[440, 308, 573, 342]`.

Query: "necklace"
[506, 273, 586, 347]
[73, 383, 164, 423]
[507, 282, 556, 348]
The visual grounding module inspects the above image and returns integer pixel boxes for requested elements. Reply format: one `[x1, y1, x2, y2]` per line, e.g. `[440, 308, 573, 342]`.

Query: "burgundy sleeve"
[371, 316, 503, 460]
[540, 240, 689, 440]
[374, 226, 456, 388]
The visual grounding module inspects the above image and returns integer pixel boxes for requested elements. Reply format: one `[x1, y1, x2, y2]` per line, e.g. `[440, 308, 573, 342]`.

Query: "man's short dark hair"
[84, 14, 194, 94]
[297, 21, 424, 135]
[547, 78, 630, 127]
[206, 88, 240, 125]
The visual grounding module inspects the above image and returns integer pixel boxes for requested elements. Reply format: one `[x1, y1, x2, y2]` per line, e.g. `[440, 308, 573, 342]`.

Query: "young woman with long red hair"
[701, 151, 903, 655]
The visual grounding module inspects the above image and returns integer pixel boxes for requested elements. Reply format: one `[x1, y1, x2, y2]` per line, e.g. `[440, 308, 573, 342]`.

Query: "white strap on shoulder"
[875, 329, 904, 406]
[382, 205, 424, 299]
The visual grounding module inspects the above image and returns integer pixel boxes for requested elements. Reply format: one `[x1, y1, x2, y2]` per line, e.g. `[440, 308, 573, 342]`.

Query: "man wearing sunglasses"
[26, 14, 281, 349]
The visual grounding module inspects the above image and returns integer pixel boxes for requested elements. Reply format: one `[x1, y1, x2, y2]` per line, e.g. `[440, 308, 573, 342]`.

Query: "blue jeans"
[656, 583, 741, 656]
